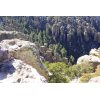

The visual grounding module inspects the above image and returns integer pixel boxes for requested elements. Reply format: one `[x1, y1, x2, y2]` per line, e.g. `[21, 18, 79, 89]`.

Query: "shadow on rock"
[0, 59, 16, 80]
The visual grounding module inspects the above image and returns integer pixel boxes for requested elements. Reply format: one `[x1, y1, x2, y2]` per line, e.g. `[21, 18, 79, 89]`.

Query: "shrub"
[45, 62, 70, 83]
[44, 61, 94, 82]
[80, 73, 92, 83]
[95, 69, 100, 76]
[67, 65, 81, 79]
[79, 63, 94, 74]
[79, 69, 100, 83]
[49, 75, 70, 83]
[67, 63, 94, 80]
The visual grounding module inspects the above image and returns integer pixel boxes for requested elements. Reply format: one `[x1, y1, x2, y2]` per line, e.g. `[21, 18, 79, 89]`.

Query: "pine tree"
[69, 55, 75, 64]
[61, 47, 67, 57]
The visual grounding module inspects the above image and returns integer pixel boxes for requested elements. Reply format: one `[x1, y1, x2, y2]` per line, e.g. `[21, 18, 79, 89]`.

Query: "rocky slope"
[0, 31, 48, 83]
[76, 48, 100, 83]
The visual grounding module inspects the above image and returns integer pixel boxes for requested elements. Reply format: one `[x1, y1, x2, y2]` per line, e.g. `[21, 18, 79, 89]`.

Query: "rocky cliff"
[0, 31, 48, 83]
[76, 48, 100, 83]
[77, 48, 100, 68]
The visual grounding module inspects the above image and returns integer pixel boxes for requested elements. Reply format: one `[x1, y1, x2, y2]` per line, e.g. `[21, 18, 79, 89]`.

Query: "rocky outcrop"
[89, 48, 100, 57]
[0, 59, 46, 83]
[39, 45, 54, 62]
[39, 45, 68, 64]
[0, 38, 48, 83]
[77, 48, 100, 68]
[77, 55, 100, 64]
[89, 76, 100, 83]
[0, 31, 32, 42]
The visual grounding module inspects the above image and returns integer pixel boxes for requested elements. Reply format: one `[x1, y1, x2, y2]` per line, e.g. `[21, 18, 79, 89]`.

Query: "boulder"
[89, 48, 100, 56]
[89, 76, 100, 83]
[77, 55, 100, 67]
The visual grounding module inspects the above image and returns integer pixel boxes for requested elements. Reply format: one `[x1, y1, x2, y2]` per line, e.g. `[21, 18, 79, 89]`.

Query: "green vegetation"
[67, 63, 94, 79]
[1, 16, 100, 61]
[44, 61, 95, 83]
[0, 16, 100, 83]
[80, 73, 92, 83]
[45, 62, 70, 83]
[69, 55, 75, 64]
[79, 70, 100, 83]
[61, 47, 67, 57]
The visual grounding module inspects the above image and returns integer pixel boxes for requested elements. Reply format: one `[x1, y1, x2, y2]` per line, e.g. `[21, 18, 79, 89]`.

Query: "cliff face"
[0, 31, 48, 83]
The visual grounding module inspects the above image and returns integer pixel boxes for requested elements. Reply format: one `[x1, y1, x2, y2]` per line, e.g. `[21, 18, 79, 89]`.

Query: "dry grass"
[9, 48, 48, 79]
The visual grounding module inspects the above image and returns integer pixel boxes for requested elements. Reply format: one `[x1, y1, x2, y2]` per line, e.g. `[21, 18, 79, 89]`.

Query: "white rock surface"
[0, 59, 47, 83]
[77, 55, 100, 65]
[89, 76, 100, 83]
[70, 78, 80, 83]
[89, 48, 100, 56]
[0, 39, 48, 83]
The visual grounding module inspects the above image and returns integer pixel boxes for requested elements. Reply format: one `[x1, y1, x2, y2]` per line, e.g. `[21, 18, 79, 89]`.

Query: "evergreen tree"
[69, 55, 75, 64]
[61, 47, 67, 57]
[38, 31, 43, 45]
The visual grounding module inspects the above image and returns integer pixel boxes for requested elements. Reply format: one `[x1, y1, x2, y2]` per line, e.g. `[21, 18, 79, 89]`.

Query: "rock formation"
[77, 48, 100, 68]
[89, 48, 100, 57]
[0, 37, 48, 83]
[89, 76, 100, 83]
[76, 48, 100, 83]
[39, 45, 68, 64]
[0, 31, 32, 42]
[0, 59, 46, 83]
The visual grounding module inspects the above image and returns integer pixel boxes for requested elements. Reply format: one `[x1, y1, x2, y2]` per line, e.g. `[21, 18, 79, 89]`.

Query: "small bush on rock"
[45, 62, 70, 83]
[80, 73, 92, 83]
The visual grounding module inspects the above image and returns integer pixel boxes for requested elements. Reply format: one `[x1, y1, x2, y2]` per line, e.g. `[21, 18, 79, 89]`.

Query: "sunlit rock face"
[0, 59, 47, 83]
[0, 39, 48, 83]
[89, 76, 100, 83]
[77, 55, 100, 64]
[89, 48, 100, 56]
[77, 48, 100, 68]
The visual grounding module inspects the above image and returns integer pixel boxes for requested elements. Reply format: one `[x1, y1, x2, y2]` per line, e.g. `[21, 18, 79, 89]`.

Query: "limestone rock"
[77, 55, 100, 67]
[0, 39, 48, 82]
[89, 76, 100, 83]
[0, 59, 47, 83]
[77, 48, 100, 68]
[89, 48, 100, 56]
